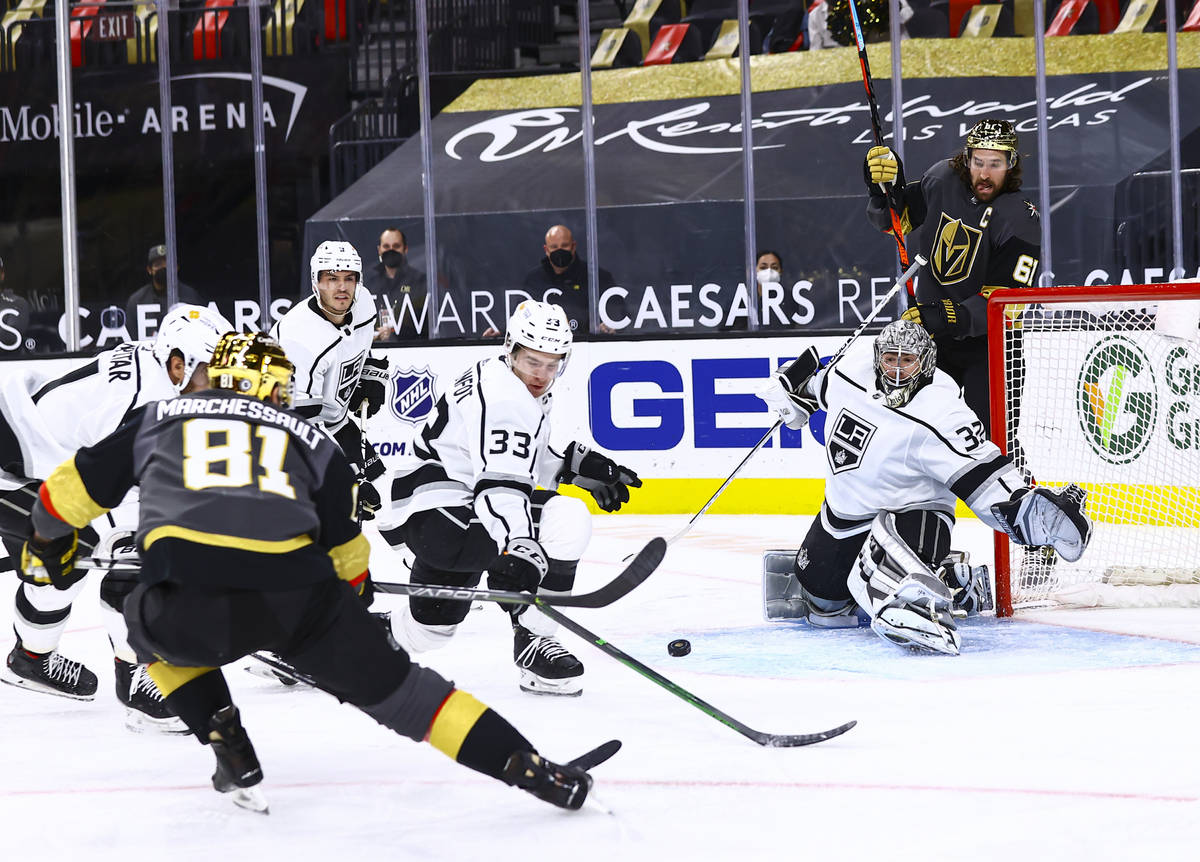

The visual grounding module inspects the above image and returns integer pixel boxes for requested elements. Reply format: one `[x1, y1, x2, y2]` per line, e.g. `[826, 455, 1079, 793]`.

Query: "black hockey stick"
[375, 537, 666, 609]
[535, 601, 855, 748]
[847, 0, 915, 304]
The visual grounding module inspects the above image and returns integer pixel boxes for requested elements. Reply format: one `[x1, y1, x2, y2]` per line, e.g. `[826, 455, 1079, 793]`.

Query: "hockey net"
[988, 283, 1200, 616]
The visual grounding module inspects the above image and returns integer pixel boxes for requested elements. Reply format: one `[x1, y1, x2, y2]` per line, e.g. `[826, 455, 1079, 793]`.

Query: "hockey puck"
[667, 638, 691, 657]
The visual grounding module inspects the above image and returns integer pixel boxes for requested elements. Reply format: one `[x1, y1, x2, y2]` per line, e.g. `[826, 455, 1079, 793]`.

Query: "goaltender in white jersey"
[377, 300, 642, 696]
[759, 319, 1092, 655]
[0, 304, 231, 726]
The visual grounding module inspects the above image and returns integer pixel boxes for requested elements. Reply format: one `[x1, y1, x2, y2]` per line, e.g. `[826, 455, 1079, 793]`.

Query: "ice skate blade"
[1, 670, 97, 701]
[243, 663, 306, 688]
[227, 786, 269, 814]
[124, 707, 190, 735]
[518, 672, 583, 697]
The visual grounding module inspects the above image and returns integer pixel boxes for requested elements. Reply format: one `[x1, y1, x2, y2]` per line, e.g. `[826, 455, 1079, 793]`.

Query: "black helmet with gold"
[965, 119, 1019, 168]
[208, 332, 295, 406]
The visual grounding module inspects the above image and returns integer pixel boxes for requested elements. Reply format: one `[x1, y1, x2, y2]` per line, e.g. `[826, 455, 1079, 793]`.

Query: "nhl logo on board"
[390, 366, 437, 424]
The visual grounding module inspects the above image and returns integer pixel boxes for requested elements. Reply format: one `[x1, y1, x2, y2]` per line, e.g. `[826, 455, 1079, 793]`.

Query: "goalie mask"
[208, 332, 296, 406]
[874, 319, 936, 408]
[504, 300, 572, 383]
[310, 240, 362, 292]
[152, 304, 234, 393]
[964, 119, 1019, 169]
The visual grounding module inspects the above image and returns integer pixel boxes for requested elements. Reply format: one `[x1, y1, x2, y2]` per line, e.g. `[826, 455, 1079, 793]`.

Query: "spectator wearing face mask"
[755, 249, 803, 330]
[371, 227, 427, 342]
[125, 244, 201, 339]
[518, 224, 619, 339]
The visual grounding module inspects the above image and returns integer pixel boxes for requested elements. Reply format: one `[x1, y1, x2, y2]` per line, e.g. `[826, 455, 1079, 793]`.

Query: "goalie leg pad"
[991, 483, 1092, 563]
[761, 550, 864, 627]
[849, 511, 960, 655]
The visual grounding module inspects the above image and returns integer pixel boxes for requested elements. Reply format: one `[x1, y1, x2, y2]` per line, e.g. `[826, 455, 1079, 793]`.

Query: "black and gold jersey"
[868, 159, 1042, 338]
[39, 390, 368, 589]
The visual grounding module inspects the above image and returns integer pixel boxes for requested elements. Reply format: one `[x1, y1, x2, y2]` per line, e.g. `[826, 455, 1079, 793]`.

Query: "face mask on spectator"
[548, 249, 574, 268]
[152, 269, 167, 288]
[756, 268, 781, 285]
[380, 250, 405, 269]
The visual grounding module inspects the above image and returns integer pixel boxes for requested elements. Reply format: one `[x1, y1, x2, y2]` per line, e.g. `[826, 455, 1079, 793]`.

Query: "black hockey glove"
[20, 531, 83, 589]
[558, 441, 642, 513]
[488, 537, 547, 594]
[349, 356, 390, 419]
[758, 346, 822, 431]
[355, 478, 382, 522]
[864, 145, 905, 196]
[901, 299, 970, 339]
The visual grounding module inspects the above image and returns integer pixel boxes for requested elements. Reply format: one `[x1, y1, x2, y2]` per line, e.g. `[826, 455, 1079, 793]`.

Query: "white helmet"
[310, 240, 362, 293]
[504, 300, 572, 371]
[153, 303, 235, 392]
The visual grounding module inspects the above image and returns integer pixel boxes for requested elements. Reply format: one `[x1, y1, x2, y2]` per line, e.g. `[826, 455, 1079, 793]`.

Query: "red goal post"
[987, 282, 1200, 617]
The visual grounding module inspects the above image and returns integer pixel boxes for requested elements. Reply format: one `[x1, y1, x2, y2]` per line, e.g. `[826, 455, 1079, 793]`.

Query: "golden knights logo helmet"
[874, 319, 937, 408]
[208, 332, 296, 406]
[964, 119, 1019, 169]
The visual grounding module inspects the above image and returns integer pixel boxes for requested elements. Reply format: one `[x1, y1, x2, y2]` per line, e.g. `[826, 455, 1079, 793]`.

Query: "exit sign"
[90, 11, 137, 41]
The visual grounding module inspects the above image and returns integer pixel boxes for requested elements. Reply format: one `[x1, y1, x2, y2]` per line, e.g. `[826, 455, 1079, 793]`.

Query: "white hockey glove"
[757, 347, 821, 430]
[991, 484, 1093, 563]
[558, 441, 641, 512]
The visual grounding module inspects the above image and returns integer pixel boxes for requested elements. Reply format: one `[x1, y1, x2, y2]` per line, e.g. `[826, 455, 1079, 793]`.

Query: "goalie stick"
[848, 0, 916, 303]
[638, 255, 926, 557]
[535, 601, 856, 748]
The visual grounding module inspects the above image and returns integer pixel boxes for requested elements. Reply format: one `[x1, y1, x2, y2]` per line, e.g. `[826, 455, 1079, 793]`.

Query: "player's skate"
[871, 573, 961, 656]
[114, 658, 188, 734]
[502, 750, 592, 810]
[2, 641, 98, 700]
[208, 705, 268, 814]
[244, 651, 308, 688]
[513, 624, 583, 696]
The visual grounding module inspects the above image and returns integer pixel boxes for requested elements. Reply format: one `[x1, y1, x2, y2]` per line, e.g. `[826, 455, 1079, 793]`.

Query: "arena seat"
[592, 26, 643, 68]
[643, 21, 704, 65]
[1185, 0, 1200, 31]
[623, 0, 684, 58]
[69, 0, 106, 67]
[1113, 0, 1158, 32]
[192, 0, 234, 61]
[702, 18, 765, 59]
[959, 3, 1013, 35]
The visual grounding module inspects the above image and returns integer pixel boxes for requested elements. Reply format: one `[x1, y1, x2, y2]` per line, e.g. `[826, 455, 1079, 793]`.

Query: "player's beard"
[973, 179, 998, 201]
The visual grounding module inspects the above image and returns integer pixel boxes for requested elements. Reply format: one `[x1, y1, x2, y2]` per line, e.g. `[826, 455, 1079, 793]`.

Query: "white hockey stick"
[648, 255, 927, 555]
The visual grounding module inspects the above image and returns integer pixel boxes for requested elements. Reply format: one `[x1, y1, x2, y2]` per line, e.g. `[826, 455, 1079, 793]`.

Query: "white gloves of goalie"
[758, 347, 822, 430]
[991, 483, 1093, 562]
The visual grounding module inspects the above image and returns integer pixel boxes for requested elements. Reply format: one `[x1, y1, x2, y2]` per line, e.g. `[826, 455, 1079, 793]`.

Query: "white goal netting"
[995, 288, 1200, 611]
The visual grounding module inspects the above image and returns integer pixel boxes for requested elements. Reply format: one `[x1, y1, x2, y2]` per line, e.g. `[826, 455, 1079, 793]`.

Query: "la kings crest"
[827, 409, 876, 474]
[931, 212, 982, 285]
[390, 365, 437, 424]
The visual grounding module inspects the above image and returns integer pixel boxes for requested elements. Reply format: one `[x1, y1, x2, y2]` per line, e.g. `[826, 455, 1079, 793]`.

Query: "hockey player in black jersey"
[864, 119, 1041, 434]
[17, 332, 605, 813]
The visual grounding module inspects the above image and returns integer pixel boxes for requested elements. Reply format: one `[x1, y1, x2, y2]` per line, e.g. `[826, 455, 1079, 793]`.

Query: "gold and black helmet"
[965, 119, 1019, 168]
[208, 332, 295, 406]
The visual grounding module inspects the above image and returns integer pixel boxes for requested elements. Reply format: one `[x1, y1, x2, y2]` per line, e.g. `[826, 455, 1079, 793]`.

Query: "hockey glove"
[757, 346, 821, 431]
[901, 299, 970, 339]
[349, 356, 390, 420]
[20, 531, 83, 589]
[488, 537, 547, 594]
[355, 478, 382, 522]
[558, 441, 642, 513]
[864, 145, 905, 195]
[992, 484, 1092, 563]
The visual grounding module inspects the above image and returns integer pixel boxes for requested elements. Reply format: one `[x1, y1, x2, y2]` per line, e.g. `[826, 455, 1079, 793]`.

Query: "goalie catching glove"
[488, 537, 548, 595]
[20, 531, 83, 589]
[991, 483, 1093, 563]
[558, 441, 641, 512]
[758, 347, 821, 431]
[901, 299, 970, 339]
[349, 356, 390, 419]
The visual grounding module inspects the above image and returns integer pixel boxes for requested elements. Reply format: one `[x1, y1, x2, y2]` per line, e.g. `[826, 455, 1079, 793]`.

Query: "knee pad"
[536, 495, 590, 562]
[361, 662, 455, 743]
[408, 559, 475, 626]
[99, 569, 141, 613]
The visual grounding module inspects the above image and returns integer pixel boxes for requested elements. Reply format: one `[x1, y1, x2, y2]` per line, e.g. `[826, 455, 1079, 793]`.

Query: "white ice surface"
[3, 515, 1199, 861]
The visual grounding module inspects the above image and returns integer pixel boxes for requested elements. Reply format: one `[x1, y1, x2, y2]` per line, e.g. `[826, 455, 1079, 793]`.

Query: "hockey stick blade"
[534, 602, 856, 748]
[376, 537, 666, 610]
[567, 739, 622, 771]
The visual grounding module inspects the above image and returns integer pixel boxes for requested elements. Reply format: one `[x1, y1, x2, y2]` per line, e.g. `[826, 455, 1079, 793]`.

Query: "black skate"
[244, 651, 308, 688]
[502, 750, 592, 810]
[513, 624, 583, 697]
[208, 705, 268, 814]
[114, 658, 189, 735]
[2, 642, 98, 700]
